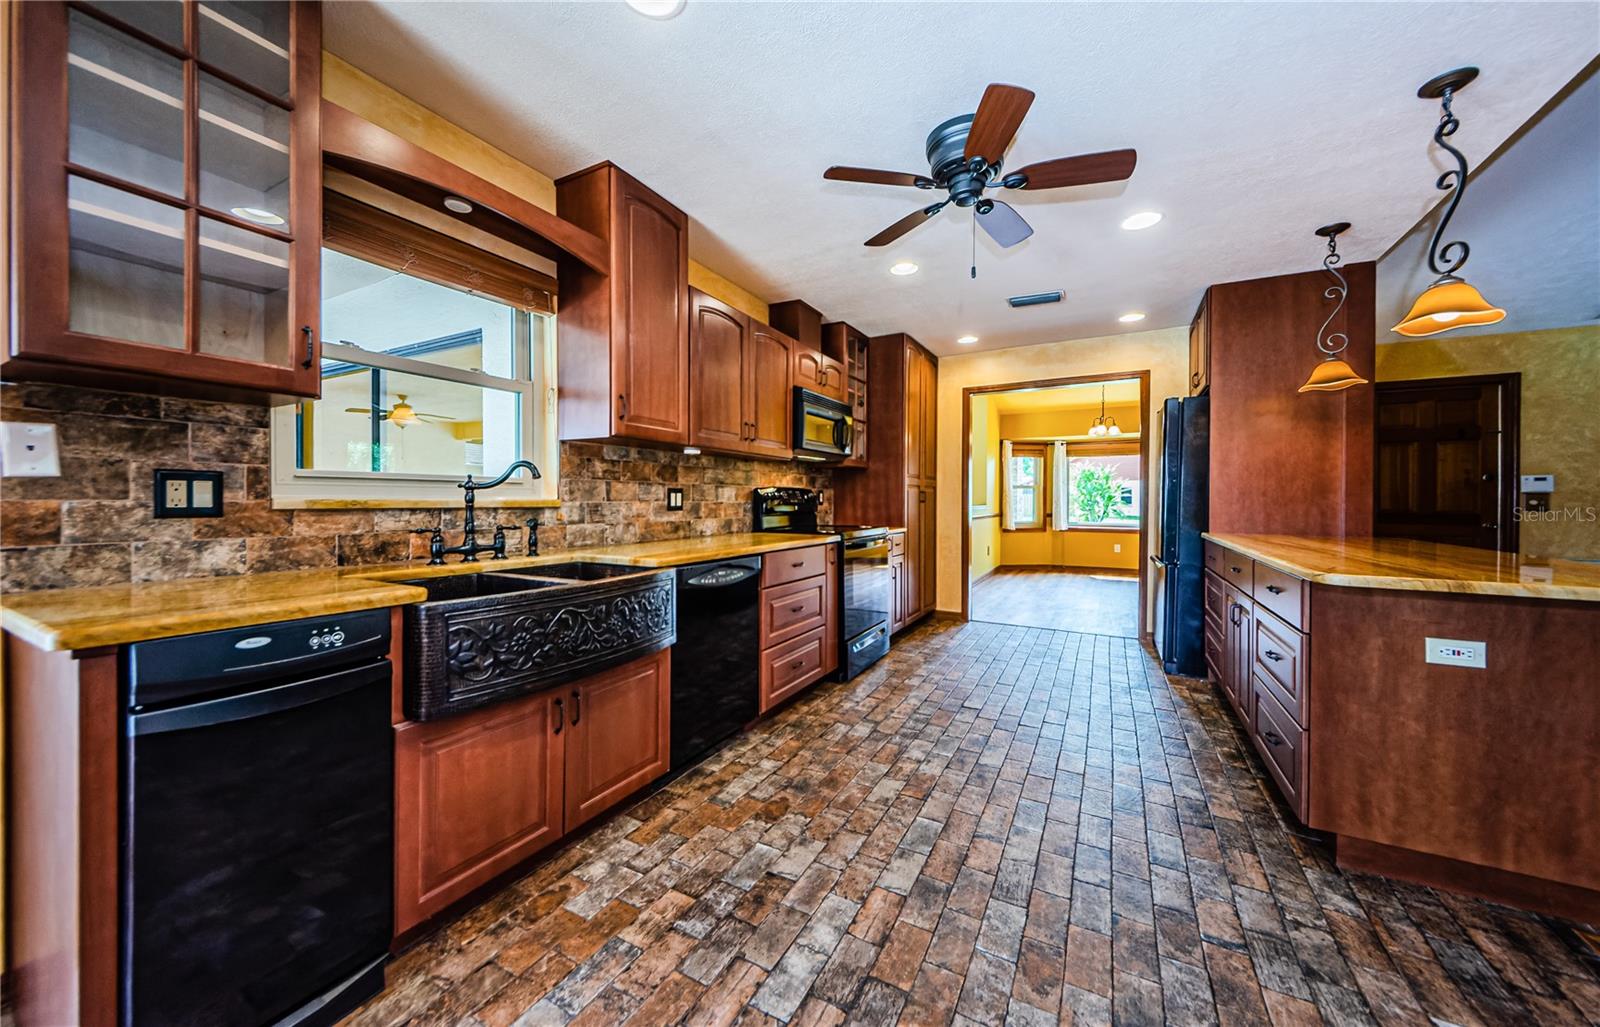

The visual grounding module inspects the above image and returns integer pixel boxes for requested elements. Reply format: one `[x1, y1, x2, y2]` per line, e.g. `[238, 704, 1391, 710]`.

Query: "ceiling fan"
[344, 394, 456, 429]
[824, 83, 1136, 254]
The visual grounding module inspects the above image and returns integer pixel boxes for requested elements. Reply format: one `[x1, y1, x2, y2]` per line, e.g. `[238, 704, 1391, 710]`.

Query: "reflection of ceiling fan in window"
[343, 394, 456, 429]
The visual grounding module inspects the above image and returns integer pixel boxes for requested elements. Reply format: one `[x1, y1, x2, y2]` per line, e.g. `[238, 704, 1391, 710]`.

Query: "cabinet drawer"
[1253, 564, 1307, 631]
[1250, 675, 1306, 818]
[1203, 541, 1223, 575]
[761, 575, 827, 647]
[1203, 620, 1225, 682]
[1219, 550, 1253, 591]
[760, 626, 826, 712]
[762, 544, 828, 587]
[1253, 606, 1307, 726]
[889, 532, 905, 556]
[1203, 571, 1227, 626]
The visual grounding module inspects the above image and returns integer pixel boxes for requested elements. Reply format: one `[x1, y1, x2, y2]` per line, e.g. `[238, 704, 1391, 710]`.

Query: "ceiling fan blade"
[976, 200, 1033, 248]
[344, 407, 376, 414]
[964, 83, 1035, 164]
[864, 202, 947, 247]
[416, 413, 458, 422]
[1009, 148, 1137, 190]
[825, 166, 932, 188]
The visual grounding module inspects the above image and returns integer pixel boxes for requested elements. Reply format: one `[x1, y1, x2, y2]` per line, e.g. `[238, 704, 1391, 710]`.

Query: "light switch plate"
[1425, 637, 1487, 668]
[0, 422, 62, 477]
[666, 487, 684, 511]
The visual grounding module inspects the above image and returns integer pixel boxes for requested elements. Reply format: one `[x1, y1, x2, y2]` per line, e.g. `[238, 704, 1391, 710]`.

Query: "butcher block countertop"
[1203, 533, 1600, 602]
[0, 532, 839, 651]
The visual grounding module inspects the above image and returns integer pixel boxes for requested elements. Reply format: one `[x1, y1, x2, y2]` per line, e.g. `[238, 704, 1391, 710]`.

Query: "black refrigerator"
[1152, 394, 1209, 676]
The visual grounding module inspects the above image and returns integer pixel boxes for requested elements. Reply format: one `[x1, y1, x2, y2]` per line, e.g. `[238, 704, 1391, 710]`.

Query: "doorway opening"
[962, 372, 1150, 637]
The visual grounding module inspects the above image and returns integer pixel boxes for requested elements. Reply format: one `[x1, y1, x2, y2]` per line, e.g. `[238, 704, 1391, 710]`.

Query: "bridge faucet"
[414, 460, 542, 564]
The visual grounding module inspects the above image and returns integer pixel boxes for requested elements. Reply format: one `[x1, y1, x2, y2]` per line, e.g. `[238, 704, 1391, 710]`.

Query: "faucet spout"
[463, 459, 542, 492]
[441, 460, 544, 563]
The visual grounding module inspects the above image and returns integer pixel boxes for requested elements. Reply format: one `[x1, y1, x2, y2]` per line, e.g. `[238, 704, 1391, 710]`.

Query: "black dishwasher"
[122, 609, 394, 1027]
[670, 557, 761, 769]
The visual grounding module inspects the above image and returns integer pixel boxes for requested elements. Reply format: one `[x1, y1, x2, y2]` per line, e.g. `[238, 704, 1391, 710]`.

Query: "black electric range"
[753, 487, 891, 679]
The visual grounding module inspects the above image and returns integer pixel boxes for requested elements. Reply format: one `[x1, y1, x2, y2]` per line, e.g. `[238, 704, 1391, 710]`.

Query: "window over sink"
[270, 194, 558, 506]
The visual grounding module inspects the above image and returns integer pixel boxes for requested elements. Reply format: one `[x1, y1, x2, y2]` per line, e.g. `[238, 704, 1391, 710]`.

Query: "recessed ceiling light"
[626, 0, 685, 17]
[889, 261, 919, 276]
[443, 195, 474, 214]
[1120, 211, 1163, 231]
[230, 206, 284, 226]
[1118, 312, 1146, 323]
[956, 335, 979, 345]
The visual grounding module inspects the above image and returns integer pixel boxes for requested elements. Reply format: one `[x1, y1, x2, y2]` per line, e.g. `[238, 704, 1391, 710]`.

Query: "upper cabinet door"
[748, 323, 794, 458]
[612, 173, 689, 443]
[689, 288, 749, 452]
[1189, 294, 1210, 395]
[8, 1, 322, 397]
[918, 349, 938, 481]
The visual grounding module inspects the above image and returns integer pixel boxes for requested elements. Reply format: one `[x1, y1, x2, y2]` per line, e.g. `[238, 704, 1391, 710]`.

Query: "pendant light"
[1087, 385, 1121, 435]
[1392, 67, 1505, 337]
[1298, 222, 1369, 393]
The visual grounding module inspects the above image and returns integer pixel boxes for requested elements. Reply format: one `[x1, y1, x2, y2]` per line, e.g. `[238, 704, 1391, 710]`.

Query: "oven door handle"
[129, 662, 389, 736]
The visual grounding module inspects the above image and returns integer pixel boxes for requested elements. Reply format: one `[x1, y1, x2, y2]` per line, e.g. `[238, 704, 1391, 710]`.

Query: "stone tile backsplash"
[0, 382, 830, 592]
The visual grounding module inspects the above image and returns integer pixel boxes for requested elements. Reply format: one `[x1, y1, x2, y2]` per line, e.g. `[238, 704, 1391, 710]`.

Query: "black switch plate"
[153, 468, 224, 518]
[666, 487, 684, 511]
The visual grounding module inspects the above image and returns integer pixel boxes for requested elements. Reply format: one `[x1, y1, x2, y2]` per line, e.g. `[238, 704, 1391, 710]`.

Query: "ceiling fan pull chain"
[971, 212, 977, 280]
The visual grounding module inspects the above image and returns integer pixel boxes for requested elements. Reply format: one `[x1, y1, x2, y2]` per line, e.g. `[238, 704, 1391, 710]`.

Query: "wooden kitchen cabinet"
[1188, 292, 1210, 395]
[7, 0, 324, 397]
[557, 162, 690, 444]
[794, 346, 847, 403]
[773, 299, 847, 404]
[827, 321, 871, 467]
[758, 543, 835, 712]
[563, 649, 671, 831]
[888, 532, 906, 632]
[395, 688, 565, 933]
[835, 333, 938, 630]
[687, 288, 793, 458]
[394, 649, 670, 932]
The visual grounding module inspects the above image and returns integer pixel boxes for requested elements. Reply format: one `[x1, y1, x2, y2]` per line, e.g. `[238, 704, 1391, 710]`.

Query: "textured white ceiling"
[1377, 62, 1600, 341]
[325, 2, 1599, 356]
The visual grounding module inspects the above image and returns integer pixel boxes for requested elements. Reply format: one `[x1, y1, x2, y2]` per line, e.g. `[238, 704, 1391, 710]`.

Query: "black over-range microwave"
[792, 388, 853, 461]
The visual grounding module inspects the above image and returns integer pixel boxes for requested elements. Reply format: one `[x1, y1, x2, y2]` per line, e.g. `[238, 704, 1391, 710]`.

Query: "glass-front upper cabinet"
[8, 1, 321, 396]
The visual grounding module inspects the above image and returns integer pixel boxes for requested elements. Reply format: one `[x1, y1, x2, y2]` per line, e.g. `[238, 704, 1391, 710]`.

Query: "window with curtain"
[270, 192, 558, 505]
[1006, 444, 1046, 529]
[1067, 450, 1141, 527]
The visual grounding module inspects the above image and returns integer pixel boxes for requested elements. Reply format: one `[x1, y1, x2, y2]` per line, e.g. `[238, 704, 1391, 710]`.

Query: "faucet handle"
[411, 526, 445, 566]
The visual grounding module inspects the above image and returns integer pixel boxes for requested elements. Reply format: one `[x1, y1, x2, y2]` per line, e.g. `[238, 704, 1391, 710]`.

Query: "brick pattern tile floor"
[343, 619, 1600, 1027]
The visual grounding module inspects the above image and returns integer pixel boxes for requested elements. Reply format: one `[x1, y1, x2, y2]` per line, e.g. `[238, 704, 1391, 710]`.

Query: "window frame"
[269, 262, 558, 509]
[1005, 442, 1048, 532]
[1065, 444, 1141, 530]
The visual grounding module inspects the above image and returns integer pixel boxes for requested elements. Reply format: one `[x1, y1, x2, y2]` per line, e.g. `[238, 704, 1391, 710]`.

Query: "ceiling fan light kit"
[1392, 66, 1506, 338]
[1298, 222, 1369, 394]
[823, 82, 1136, 270]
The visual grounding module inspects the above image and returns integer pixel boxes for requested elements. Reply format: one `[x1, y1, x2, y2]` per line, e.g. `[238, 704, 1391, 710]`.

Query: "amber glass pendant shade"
[1391, 275, 1506, 336]
[1298, 356, 1368, 393]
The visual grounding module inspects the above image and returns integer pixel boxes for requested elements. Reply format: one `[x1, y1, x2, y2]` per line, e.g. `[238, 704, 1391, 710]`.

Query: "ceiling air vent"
[1007, 291, 1063, 308]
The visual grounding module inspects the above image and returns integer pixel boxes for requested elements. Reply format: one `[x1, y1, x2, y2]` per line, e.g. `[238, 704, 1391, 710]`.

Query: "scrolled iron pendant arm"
[1316, 236, 1349, 357]
[1426, 88, 1472, 276]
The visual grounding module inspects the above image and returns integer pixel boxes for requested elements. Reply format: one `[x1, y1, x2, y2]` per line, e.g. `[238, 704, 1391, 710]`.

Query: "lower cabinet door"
[394, 689, 566, 933]
[564, 649, 672, 831]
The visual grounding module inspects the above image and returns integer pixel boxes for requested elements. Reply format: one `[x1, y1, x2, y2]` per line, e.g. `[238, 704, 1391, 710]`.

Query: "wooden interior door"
[613, 174, 689, 443]
[689, 289, 749, 452]
[748, 323, 795, 457]
[564, 650, 671, 831]
[394, 690, 565, 932]
[1375, 375, 1518, 551]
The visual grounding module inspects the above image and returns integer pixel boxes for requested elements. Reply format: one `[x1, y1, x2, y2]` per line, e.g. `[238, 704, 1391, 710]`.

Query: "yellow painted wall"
[1375, 324, 1600, 560]
[937, 326, 1189, 624]
[322, 54, 769, 323]
[1001, 528, 1140, 570]
[999, 401, 1142, 439]
[967, 395, 1002, 581]
[970, 516, 1003, 580]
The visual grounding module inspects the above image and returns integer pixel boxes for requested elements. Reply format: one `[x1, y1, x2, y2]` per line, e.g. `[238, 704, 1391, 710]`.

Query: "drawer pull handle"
[792, 561, 805, 568]
[1263, 730, 1284, 747]
[553, 698, 563, 734]
[1231, 565, 1244, 574]
[789, 604, 804, 613]
[1266, 585, 1284, 595]
[789, 658, 805, 669]
[1264, 650, 1283, 662]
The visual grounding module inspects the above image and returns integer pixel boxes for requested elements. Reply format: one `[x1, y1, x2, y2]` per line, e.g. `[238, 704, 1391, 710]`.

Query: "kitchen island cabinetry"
[1203, 533, 1600, 919]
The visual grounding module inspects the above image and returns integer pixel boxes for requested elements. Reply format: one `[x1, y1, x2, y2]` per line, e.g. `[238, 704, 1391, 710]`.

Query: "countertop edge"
[1202, 533, 1600, 603]
[0, 533, 845, 651]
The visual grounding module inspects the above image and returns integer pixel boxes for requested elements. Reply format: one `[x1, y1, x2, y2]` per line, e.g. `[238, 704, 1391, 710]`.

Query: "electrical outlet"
[1425, 637, 1487, 668]
[154, 468, 224, 518]
[0, 422, 62, 477]
[1113, 543, 1122, 553]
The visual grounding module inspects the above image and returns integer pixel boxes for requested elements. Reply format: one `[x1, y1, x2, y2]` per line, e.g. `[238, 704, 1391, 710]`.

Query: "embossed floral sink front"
[401, 569, 675, 720]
